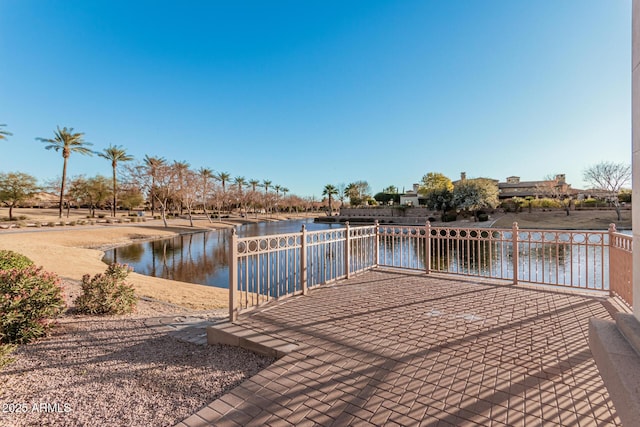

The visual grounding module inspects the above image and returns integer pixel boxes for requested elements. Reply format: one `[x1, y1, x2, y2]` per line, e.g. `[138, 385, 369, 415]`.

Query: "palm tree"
[233, 176, 247, 216]
[143, 155, 166, 216]
[216, 171, 231, 213]
[248, 179, 260, 218]
[0, 124, 12, 141]
[281, 187, 290, 212]
[216, 171, 231, 193]
[173, 161, 190, 215]
[198, 167, 215, 222]
[37, 127, 94, 218]
[262, 180, 271, 194]
[262, 179, 272, 216]
[99, 145, 134, 217]
[322, 184, 338, 216]
[274, 185, 281, 214]
[233, 176, 246, 193]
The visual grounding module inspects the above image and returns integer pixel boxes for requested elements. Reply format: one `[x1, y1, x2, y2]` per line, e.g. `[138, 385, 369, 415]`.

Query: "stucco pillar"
[633, 0, 640, 319]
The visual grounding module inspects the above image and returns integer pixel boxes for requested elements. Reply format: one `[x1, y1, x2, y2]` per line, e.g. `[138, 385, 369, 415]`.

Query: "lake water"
[102, 218, 342, 288]
[103, 220, 615, 291]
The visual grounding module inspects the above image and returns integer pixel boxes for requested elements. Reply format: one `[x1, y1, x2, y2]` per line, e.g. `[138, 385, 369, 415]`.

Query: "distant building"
[497, 174, 572, 200]
[400, 183, 422, 206]
[452, 172, 499, 187]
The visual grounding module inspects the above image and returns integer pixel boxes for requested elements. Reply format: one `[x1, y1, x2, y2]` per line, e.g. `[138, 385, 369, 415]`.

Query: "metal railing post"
[345, 221, 351, 278]
[512, 222, 519, 285]
[229, 227, 239, 322]
[426, 221, 431, 274]
[608, 223, 616, 297]
[301, 224, 308, 295]
[374, 220, 380, 267]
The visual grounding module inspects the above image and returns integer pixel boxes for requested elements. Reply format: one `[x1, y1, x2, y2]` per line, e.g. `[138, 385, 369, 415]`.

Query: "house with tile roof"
[497, 174, 572, 200]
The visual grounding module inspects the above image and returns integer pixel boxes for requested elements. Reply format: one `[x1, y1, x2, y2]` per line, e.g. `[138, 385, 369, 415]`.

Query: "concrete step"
[207, 322, 299, 358]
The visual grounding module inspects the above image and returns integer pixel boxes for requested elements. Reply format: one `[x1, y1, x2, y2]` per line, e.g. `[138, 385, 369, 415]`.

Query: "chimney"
[413, 183, 419, 192]
[461, 172, 467, 181]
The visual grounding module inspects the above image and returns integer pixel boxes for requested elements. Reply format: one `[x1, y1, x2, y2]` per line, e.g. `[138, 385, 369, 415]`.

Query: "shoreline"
[317, 209, 632, 231]
[0, 211, 319, 310]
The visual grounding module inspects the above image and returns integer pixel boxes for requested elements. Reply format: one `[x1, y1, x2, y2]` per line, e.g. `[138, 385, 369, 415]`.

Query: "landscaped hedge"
[0, 250, 34, 271]
[0, 266, 65, 344]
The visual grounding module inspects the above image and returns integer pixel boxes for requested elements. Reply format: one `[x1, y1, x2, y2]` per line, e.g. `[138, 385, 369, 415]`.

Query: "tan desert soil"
[0, 294, 274, 427]
[0, 213, 327, 426]
[0, 224, 230, 310]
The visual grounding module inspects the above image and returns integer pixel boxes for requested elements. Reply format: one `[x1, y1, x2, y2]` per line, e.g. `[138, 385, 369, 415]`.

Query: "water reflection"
[104, 220, 610, 290]
[103, 219, 341, 289]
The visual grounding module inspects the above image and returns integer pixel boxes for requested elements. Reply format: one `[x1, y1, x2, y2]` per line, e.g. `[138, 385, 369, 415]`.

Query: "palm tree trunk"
[59, 157, 68, 218]
[112, 164, 117, 217]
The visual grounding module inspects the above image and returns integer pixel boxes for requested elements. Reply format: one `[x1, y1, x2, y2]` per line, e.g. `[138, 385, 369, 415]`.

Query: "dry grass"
[490, 209, 631, 230]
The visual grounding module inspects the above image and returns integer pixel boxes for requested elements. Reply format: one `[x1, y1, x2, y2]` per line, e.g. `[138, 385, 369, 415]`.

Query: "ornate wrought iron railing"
[609, 225, 632, 309]
[228, 222, 631, 320]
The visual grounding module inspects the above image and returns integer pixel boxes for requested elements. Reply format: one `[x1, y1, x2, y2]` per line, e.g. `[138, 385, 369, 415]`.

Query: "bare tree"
[142, 155, 166, 216]
[535, 175, 573, 216]
[128, 160, 177, 227]
[178, 168, 199, 227]
[198, 167, 215, 223]
[584, 162, 631, 221]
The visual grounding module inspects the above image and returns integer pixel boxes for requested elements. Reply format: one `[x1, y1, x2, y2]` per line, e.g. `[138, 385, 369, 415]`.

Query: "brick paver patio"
[177, 269, 621, 426]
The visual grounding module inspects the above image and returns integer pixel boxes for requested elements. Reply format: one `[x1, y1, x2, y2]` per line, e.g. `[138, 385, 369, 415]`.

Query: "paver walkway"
[177, 269, 621, 426]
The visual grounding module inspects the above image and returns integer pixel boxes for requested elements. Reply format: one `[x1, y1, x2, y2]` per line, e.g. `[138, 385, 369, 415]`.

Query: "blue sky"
[0, 0, 632, 199]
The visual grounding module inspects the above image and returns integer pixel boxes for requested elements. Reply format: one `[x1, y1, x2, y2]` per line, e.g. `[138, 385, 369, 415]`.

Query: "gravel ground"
[0, 281, 274, 427]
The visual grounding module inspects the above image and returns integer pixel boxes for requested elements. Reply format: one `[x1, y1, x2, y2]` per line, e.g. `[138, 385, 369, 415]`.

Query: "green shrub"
[532, 198, 562, 209]
[580, 198, 599, 207]
[0, 250, 34, 271]
[441, 212, 457, 222]
[76, 264, 137, 315]
[0, 266, 65, 344]
[477, 213, 489, 222]
[0, 343, 16, 370]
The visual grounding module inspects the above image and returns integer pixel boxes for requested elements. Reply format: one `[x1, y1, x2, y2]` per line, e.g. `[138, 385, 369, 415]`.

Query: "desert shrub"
[532, 198, 562, 209]
[0, 250, 34, 271]
[0, 266, 65, 344]
[98, 214, 105, 219]
[76, 264, 137, 315]
[441, 211, 457, 222]
[619, 192, 632, 203]
[47, 222, 56, 227]
[0, 343, 16, 370]
[579, 198, 599, 207]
